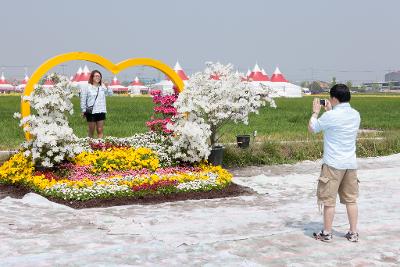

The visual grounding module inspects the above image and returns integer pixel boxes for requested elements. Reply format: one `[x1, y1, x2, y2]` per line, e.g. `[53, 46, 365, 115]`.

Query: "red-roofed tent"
[128, 77, 148, 95]
[0, 73, 14, 93]
[109, 76, 128, 94]
[270, 67, 288, 82]
[174, 61, 189, 81]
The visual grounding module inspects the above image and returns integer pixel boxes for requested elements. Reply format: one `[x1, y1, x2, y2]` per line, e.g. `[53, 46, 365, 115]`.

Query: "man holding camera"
[308, 84, 361, 242]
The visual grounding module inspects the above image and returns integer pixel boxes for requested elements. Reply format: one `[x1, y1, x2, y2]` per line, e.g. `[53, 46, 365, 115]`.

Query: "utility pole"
[59, 64, 66, 75]
[310, 67, 314, 93]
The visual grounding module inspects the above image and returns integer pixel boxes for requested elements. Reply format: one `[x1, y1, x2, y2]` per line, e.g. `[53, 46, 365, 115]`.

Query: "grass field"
[1, 95, 400, 150]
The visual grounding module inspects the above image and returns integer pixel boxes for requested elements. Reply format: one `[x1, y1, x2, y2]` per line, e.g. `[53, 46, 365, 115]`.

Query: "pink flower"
[147, 92, 178, 135]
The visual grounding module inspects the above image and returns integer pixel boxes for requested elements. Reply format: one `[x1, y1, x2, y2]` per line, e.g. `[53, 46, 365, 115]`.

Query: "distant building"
[316, 81, 330, 91]
[363, 81, 400, 91]
[385, 71, 400, 82]
[361, 70, 400, 92]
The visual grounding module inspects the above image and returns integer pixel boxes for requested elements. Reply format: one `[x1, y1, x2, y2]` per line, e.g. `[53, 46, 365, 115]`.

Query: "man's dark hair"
[330, 84, 351, 103]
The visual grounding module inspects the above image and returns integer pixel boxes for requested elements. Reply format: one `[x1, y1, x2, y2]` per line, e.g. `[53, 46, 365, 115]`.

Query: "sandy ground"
[1, 154, 399, 266]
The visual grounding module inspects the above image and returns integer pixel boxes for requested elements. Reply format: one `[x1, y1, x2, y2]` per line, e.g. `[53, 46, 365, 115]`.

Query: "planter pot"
[236, 135, 250, 149]
[208, 145, 224, 166]
[34, 165, 48, 172]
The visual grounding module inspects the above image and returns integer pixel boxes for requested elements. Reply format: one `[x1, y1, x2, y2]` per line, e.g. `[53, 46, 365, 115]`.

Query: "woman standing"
[80, 70, 107, 138]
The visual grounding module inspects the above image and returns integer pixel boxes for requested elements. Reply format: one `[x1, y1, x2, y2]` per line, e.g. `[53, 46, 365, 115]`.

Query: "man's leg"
[324, 205, 336, 233]
[314, 205, 335, 241]
[339, 169, 359, 233]
[346, 203, 358, 233]
[314, 164, 343, 241]
[338, 169, 360, 241]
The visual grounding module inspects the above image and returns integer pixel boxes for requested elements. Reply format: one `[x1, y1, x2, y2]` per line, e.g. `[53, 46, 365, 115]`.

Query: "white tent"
[152, 61, 188, 94]
[77, 65, 90, 88]
[42, 78, 54, 89]
[269, 82, 303, 98]
[16, 74, 29, 92]
[0, 73, 14, 93]
[71, 67, 82, 87]
[246, 69, 251, 77]
[152, 79, 174, 94]
[108, 76, 128, 94]
[128, 77, 148, 95]
[251, 67, 302, 98]
[269, 67, 301, 97]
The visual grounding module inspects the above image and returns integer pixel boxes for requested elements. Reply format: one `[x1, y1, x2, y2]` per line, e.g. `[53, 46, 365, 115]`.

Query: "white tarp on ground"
[1, 154, 400, 265]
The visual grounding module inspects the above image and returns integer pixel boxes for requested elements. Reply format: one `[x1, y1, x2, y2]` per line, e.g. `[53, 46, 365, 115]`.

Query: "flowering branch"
[146, 90, 178, 135]
[14, 73, 83, 167]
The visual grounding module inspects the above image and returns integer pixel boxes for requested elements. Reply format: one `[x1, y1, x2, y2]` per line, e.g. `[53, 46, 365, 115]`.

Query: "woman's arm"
[102, 82, 111, 96]
[80, 85, 88, 113]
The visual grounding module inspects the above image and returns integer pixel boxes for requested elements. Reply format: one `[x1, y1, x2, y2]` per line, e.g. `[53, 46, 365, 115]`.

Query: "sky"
[1, 0, 399, 84]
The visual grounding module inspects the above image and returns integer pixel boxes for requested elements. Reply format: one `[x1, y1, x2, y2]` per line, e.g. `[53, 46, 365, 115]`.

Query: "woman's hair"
[88, 70, 102, 85]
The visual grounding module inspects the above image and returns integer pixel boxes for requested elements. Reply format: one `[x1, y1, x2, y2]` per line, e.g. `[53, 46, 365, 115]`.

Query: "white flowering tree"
[167, 113, 211, 162]
[16, 73, 83, 167]
[168, 62, 276, 162]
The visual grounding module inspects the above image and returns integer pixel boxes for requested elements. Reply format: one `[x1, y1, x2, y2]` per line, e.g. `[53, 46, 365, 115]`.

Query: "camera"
[320, 99, 326, 106]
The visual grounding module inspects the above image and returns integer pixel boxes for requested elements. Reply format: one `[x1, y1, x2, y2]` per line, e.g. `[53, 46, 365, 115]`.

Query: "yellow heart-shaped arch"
[21, 51, 184, 140]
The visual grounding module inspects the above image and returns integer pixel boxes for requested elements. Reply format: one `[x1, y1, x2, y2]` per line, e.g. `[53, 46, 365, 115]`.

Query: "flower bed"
[0, 149, 232, 202]
[1, 64, 274, 206]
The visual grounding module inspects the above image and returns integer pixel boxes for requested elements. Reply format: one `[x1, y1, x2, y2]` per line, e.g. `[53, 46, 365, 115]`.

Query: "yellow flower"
[72, 147, 159, 173]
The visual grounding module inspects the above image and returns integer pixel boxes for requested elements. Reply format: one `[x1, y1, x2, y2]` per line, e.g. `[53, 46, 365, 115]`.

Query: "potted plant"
[208, 144, 224, 165]
[168, 62, 276, 165]
[236, 134, 250, 149]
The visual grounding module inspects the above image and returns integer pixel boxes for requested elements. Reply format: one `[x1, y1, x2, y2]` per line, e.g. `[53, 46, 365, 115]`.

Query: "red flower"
[132, 179, 178, 192]
[89, 142, 130, 151]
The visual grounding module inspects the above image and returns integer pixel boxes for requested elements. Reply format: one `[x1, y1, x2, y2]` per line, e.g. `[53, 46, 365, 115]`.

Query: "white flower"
[167, 114, 211, 162]
[13, 112, 21, 119]
[17, 74, 84, 167]
[168, 62, 276, 162]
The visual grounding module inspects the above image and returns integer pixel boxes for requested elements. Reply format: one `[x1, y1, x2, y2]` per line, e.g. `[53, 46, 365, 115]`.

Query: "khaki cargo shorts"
[317, 164, 359, 207]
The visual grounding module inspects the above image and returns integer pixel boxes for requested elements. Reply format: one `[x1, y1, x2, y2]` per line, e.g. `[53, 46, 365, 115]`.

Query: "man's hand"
[309, 98, 321, 133]
[81, 112, 86, 118]
[325, 99, 332, 111]
[312, 98, 321, 115]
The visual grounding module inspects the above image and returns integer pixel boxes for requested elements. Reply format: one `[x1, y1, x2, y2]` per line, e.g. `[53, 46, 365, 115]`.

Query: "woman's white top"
[80, 84, 107, 114]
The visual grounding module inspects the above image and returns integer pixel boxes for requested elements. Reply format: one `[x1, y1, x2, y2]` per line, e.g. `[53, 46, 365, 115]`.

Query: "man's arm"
[308, 98, 333, 133]
[308, 98, 321, 133]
